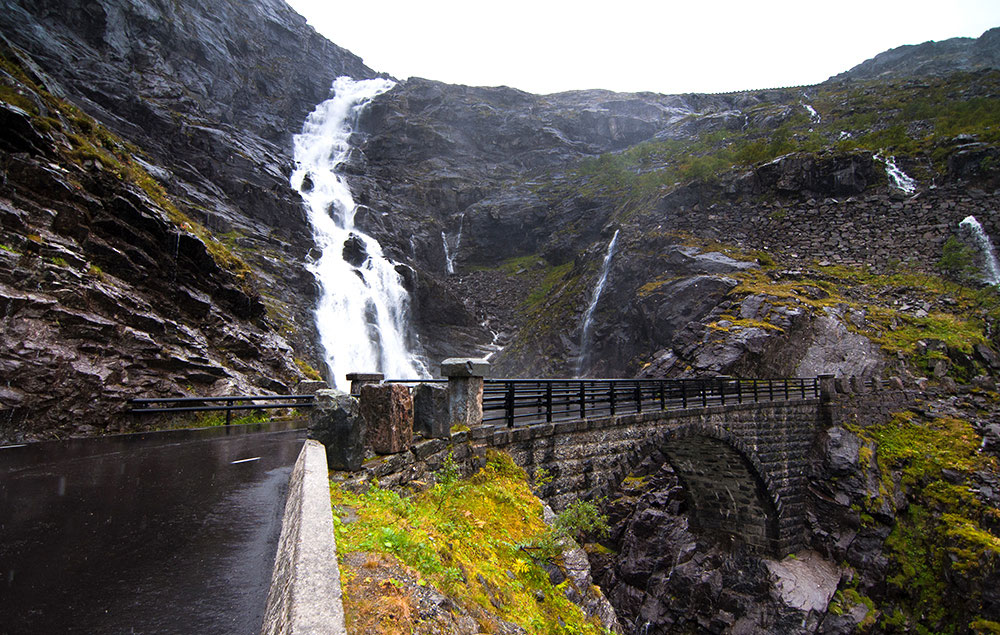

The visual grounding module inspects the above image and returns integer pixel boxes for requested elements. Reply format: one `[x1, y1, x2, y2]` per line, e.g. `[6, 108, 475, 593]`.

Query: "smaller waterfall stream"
[874, 152, 917, 194]
[576, 230, 620, 377]
[960, 215, 1000, 285]
[442, 213, 464, 275]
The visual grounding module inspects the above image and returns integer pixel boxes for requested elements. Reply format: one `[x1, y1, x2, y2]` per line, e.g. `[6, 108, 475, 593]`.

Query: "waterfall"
[801, 102, 821, 124]
[442, 213, 465, 275]
[291, 77, 428, 390]
[874, 152, 917, 195]
[960, 215, 1000, 285]
[576, 230, 620, 377]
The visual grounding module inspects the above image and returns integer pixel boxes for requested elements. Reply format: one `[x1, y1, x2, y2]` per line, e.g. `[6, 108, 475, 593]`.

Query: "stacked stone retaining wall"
[665, 185, 999, 272]
[353, 400, 823, 556]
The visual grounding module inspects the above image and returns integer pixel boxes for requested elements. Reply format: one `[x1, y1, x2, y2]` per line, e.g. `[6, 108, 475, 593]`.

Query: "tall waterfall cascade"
[960, 215, 1000, 286]
[291, 77, 428, 390]
[576, 230, 620, 377]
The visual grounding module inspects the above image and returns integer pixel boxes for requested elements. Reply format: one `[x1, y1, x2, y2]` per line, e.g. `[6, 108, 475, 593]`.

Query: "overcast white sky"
[284, 0, 1000, 95]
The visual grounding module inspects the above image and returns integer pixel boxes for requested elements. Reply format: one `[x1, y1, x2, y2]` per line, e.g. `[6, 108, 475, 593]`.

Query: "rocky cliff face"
[0, 0, 378, 440]
[347, 57, 1000, 381]
[829, 26, 1000, 82]
[4, 1, 1000, 439]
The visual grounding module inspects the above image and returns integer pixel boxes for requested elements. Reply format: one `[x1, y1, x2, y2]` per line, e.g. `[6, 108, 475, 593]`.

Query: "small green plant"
[532, 467, 553, 491]
[554, 499, 610, 543]
[938, 235, 980, 284]
[48, 256, 68, 267]
[434, 451, 461, 488]
[87, 264, 105, 280]
[293, 357, 323, 381]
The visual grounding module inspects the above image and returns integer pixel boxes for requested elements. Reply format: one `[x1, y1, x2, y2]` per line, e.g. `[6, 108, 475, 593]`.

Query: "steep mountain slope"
[830, 26, 1000, 82]
[0, 0, 378, 440]
[2, 0, 1000, 438]
[352, 58, 1000, 380]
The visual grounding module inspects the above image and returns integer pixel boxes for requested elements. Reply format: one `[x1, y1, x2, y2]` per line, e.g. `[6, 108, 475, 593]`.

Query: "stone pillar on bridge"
[442, 358, 489, 431]
[818, 374, 836, 403]
[345, 372, 383, 396]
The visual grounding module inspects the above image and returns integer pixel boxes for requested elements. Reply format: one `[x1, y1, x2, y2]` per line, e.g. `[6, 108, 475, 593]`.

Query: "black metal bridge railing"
[129, 377, 824, 429]
[481, 377, 820, 427]
[129, 395, 315, 426]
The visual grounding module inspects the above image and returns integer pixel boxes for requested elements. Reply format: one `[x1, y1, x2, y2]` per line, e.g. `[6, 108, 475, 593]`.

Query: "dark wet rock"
[342, 233, 368, 267]
[0, 0, 386, 440]
[747, 152, 879, 196]
[309, 389, 363, 471]
[412, 382, 449, 439]
[359, 383, 413, 454]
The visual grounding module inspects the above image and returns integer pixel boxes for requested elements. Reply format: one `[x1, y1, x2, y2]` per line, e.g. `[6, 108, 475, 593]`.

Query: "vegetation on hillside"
[0, 47, 257, 293]
[567, 70, 1000, 202]
[851, 410, 1000, 632]
[330, 452, 612, 634]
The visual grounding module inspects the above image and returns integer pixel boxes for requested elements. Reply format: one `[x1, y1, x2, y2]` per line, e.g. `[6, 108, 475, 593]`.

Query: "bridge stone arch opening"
[472, 402, 821, 557]
[635, 425, 784, 555]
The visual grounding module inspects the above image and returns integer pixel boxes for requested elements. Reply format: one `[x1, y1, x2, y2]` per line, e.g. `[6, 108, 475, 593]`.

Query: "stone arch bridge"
[317, 369, 890, 557]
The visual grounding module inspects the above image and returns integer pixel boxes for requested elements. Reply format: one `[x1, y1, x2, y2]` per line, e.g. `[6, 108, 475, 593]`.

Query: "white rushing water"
[442, 213, 464, 275]
[960, 215, 1000, 285]
[801, 102, 821, 124]
[874, 152, 917, 195]
[292, 77, 428, 390]
[576, 230, 620, 377]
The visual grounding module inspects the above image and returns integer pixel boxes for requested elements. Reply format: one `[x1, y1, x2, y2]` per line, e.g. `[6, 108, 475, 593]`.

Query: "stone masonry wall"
[664, 185, 999, 272]
[353, 399, 824, 556]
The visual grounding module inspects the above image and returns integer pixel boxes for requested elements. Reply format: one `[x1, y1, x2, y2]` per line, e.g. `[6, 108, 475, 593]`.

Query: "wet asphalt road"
[0, 423, 307, 634]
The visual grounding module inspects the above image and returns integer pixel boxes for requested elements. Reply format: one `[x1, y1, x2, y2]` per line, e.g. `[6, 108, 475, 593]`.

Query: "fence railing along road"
[130, 378, 821, 428]
[481, 377, 820, 427]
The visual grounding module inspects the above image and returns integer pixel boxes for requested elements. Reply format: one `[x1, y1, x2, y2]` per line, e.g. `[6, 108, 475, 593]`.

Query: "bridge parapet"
[321, 372, 902, 557]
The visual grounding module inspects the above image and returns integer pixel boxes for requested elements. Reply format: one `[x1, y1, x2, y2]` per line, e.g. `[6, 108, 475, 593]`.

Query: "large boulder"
[359, 383, 414, 454]
[412, 382, 450, 439]
[308, 389, 363, 471]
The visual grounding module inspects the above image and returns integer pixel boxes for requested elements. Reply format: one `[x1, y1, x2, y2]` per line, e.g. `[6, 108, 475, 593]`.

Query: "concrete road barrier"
[261, 439, 346, 634]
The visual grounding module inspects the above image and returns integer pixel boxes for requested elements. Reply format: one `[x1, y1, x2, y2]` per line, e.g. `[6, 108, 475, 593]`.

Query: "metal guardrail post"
[609, 381, 616, 416]
[226, 399, 233, 426]
[752, 379, 758, 403]
[505, 381, 515, 427]
[720, 380, 726, 406]
[768, 381, 774, 401]
[579, 382, 586, 419]
[784, 379, 790, 400]
[701, 382, 707, 408]
[545, 383, 553, 423]
[659, 381, 665, 410]
[736, 380, 742, 404]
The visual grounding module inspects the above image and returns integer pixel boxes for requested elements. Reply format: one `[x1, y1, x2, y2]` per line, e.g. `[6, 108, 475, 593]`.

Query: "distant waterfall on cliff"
[442, 213, 464, 275]
[874, 152, 917, 195]
[292, 77, 428, 390]
[576, 230, 620, 377]
[960, 215, 1000, 285]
